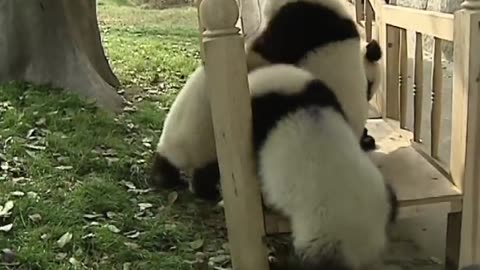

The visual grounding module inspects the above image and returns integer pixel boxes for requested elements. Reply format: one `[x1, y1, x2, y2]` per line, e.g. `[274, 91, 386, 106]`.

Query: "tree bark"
[0, 0, 124, 112]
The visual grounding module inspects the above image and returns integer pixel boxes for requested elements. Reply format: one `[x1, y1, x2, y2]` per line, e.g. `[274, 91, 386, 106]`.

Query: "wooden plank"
[365, 0, 374, 42]
[449, 9, 480, 268]
[355, 0, 365, 23]
[386, 26, 401, 120]
[366, 119, 461, 206]
[413, 32, 424, 142]
[399, 29, 409, 129]
[431, 37, 443, 159]
[195, 0, 205, 62]
[200, 0, 269, 269]
[382, 5, 454, 41]
[377, 4, 388, 118]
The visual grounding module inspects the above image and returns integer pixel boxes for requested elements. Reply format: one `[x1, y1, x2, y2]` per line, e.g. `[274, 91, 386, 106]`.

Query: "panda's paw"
[360, 133, 377, 152]
[192, 161, 221, 202]
[149, 153, 186, 190]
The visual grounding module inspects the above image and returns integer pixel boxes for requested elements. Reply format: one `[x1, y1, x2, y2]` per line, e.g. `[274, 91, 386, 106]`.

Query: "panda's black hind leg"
[192, 161, 221, 202]
[149, 153, 187, 190]
[386, 183, 399, 224]
[360, 127, 377, 152]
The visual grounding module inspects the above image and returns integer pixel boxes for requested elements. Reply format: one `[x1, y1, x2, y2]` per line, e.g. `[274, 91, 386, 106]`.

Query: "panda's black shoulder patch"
[251, 79, 346, 155]
[365, 39, 382, 62]
[251, 1, 359, 64]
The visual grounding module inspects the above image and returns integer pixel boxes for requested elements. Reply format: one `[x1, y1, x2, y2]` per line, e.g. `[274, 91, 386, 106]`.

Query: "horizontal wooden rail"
[382, 5, 454, 41]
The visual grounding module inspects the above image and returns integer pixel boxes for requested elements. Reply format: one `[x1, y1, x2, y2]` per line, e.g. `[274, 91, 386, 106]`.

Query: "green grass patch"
[0, 4, 228, 269]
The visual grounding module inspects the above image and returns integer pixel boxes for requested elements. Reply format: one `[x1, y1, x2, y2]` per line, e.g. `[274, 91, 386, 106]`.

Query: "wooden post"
[447, 0, 480, 268]
[377, 2, 388, 118]
[195, 0, 205, 62]
[199, 0, 270, 269]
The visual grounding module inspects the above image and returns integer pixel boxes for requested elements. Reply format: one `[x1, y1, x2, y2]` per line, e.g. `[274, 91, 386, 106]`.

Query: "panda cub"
[150, 66, 220, 200]
[246, 0, 370, 140]
[360, 39, 383, 151]
[249, 64, 398, 270]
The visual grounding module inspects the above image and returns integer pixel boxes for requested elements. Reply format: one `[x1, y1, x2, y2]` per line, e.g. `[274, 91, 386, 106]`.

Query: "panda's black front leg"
[192, 160, 221, 201]
[149, 153, 187, 190]
[360, 127, 376, 152]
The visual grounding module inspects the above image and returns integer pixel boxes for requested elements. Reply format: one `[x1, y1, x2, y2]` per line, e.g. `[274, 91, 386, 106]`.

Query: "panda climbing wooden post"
[447, 0, 480, 268]
[198, 0, 270, 269]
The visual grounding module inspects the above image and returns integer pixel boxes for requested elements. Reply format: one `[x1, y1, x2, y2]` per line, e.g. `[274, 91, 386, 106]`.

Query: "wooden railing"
[355, 0, 480, 266]
[357, 0, 456, 172]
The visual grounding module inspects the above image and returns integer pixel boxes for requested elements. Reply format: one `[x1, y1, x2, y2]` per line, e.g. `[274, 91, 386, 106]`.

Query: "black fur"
[270, 246, 351, 270]
[365, 39, 382, 63]
[192, 161, 221, 201]
[251, 1, 359, 65]
[386, 183, 399, 223]
[360, 128, 376, 151]
[251, 80, 347, 158]
[149, 153, 185, 189]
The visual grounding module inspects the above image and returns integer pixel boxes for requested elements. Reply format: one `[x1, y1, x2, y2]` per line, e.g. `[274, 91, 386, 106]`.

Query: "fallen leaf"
[57, 232, 73, 248]
[82, 233, 95, 239]
[190, 239, 204, 250]
[0, 224, 13, 232]
[0, 201, 14, 217]
[124, 242, 139, 249]
[55, 165, 73, 170]
[69, 257, 80, 266]
[55, 253, 67, 260]
[83, 213, 102, 219]
[28, 214, 42, 223]
[210, 255, 230, 264]
[24, 144, 46, 151]
[106, 224, 121, 233]
[27, 192, 39, 199]
[121, 181, 136, 190]
[10, 191, 24, 197]
[35, 118, 46, 126]
[167, 191, 178, 205]
[138, 203, 153, 211]
[125, 231, 140, 239]
[123, 262, 132, 270]
[106, 211, 117, 219]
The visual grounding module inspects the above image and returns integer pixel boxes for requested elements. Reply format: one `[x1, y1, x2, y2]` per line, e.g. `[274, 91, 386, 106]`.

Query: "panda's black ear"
[365, 40, 382, 63]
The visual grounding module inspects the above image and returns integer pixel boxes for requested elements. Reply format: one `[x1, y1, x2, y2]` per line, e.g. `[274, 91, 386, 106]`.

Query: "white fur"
[299, 39, 368, 139]
[155, 66, 216, 171]
[362, 40, 383, 101]
[246, 0, 369, 139]
[250, 65, 390, 269]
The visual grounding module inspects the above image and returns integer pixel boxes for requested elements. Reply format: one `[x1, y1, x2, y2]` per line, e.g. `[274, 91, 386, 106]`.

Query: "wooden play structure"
[195, 0, 480, 269]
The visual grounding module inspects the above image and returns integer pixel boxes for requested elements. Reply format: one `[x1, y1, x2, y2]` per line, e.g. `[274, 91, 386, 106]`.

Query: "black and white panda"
[360, 39, 383, 152]
[150, 66, 221, 201]
[245, 0, 370, 140]
[249, 64, 398, 270]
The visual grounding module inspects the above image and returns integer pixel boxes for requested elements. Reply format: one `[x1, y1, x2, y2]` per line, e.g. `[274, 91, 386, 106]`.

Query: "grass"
[0, 1, 230, 269]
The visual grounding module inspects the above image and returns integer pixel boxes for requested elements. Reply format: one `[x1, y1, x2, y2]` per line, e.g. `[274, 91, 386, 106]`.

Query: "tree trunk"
[0, 0, 124, 112]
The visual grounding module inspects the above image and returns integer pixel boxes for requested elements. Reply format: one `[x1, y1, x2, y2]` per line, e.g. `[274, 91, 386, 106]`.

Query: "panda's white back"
[299, 39, 368, 139]
[249, 64, 390, 268]
[156, 65, 217, 170]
